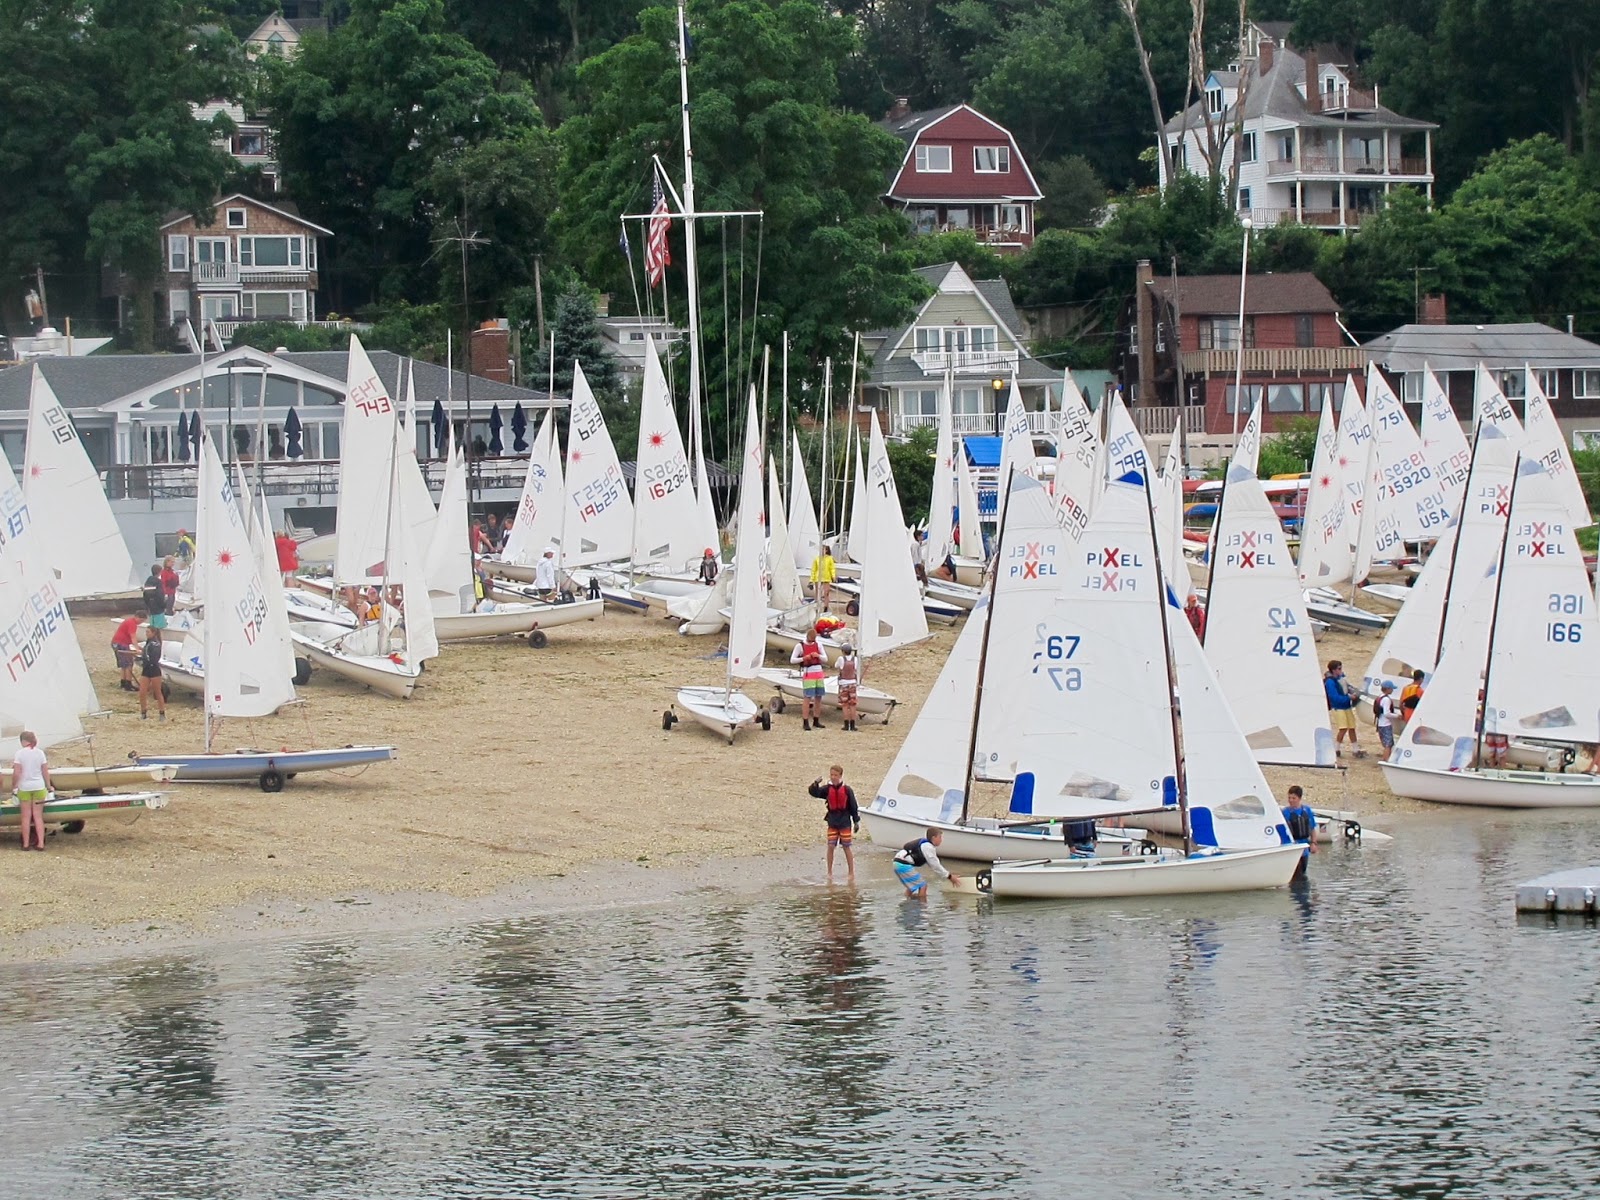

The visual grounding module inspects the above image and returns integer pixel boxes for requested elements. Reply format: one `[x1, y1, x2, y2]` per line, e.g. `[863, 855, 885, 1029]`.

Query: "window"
[901, 389, 939, 419]
[1278, 133, 1295, 161]
[233, 131, 267, 156]
[1295, 314, 1316, 348]
[1155, 322, 1166, 353]
[1171, 142, 1187, 170]
[1207, 87, 1224, 115]
[945, 207, 971, 229]
[226, 207, 247, 229]
[913, 207, 938, 233]
[238, 236, 304, 268]
[1402, 374, 1423, 405]
[914, 327, 941, 353]
[1224, 384, 1266, 413]
[1537, 369, 1560, 399]
[240, 291, 306, 321]
[627, 331, 645, 342]
[1267, 383, 1305, 413]
[1307, 382, 1342, 412]
[1238, 187, 1251, 212]
[953, 387, 985, 415]
[167, 235, 189, 272]
[201, 294, 238, 320]
[1199, 317, 1241, 351]
[1575, 370, 1600, 399]
[997, 204, 1025, 231]
[1498, 371, 1526, 400]
[973, 146, 1010, 173]
[168, 290, 190, 321]
[915, 144, 951, 173]
[1240, 132, 1257, 163]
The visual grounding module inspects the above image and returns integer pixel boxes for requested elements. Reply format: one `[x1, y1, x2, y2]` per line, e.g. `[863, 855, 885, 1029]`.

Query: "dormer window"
[916, 144, 951, 173]
[1207, 87, 1224, 115]
[226, 207, 247, 229]
[973, 146, 1010, 173]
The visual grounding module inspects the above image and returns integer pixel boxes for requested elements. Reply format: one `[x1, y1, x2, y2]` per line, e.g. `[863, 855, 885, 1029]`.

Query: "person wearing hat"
[1373, 680, 1401, 759]
[698, 547, 720, 585]
[175, 528, 196, 566]
[533, 546, 558, 601]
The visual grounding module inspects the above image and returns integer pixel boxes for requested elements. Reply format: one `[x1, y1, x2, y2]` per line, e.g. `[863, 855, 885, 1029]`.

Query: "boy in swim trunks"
[809, 765, 858, 883]
[893, 829, 959, 897]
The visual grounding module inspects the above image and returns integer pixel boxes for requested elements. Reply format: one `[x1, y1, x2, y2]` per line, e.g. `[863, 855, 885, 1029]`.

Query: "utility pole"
[436, 209, 489, 505]
[31, 265, 49, 330]
[534, 255, 546, 348]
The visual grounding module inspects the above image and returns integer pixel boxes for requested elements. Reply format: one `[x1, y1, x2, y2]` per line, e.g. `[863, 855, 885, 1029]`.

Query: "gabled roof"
[1363, 323, 1600, 373]
[878, 105, 964, 147]
[879, 103, 1044, 202]
[159, 193, 335, 237]
[1150, 272, 1340, 316]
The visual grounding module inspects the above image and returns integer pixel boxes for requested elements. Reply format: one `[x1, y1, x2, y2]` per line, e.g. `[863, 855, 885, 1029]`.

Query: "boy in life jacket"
[836, 645, 860, 731]
[809, 765, 859, 882]
[893, 828, 960, 897]
[1281, 784, 1318, 880]
[791, 626, 828, 730]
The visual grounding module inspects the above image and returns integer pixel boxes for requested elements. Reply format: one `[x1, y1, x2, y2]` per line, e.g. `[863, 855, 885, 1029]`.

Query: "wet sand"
[0, 593, 1427, 962]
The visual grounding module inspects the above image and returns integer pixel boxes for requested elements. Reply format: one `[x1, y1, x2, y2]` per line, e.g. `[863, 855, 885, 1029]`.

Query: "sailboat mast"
[674, 0, 710, 518]
[819, 357, 832, 536]
[1142, 467, 1192, 855]
[780, 333, 789, 490]
[1473, 453, 1522, 769]
[1430, 424, 1484, 667]
[958, 471, 1016, 824]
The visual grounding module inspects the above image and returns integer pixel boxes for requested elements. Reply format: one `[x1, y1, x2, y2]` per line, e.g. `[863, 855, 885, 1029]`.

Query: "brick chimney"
[1420, 294, 1448, 325]
[1259, 40, 1274, 75]
[1304, 50, 1320, 112]
[1135, 259, 1156, 406]
[470, 318, 511, 384]
[886, 97, 911, 122]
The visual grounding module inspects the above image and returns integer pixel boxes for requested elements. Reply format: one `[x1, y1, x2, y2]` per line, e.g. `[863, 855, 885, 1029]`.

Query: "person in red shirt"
[1185, 592, 1207, 641]
[274, 529, 300, 584]
[159, 556, 180, 612]
[111, 612, 143, 692]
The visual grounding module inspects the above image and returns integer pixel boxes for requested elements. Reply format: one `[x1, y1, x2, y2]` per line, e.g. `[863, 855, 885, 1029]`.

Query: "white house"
[1163, 22, 1436, 231]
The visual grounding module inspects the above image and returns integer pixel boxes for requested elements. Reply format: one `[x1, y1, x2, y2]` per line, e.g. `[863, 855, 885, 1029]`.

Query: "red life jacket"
[800, 639, 823, 667]
[825, 783, 851, 812]
[838, 656, 858, 682]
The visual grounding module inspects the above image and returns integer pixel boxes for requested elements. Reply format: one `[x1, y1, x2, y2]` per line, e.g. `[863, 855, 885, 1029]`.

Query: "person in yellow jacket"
[810, 549, 836, 611]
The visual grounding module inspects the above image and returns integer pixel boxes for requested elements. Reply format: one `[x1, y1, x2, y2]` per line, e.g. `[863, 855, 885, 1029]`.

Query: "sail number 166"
[1548, 593, 1585, 643]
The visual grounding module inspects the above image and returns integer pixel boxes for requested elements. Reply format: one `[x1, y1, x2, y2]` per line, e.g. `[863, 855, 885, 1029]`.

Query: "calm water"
[5, 814, 1600, 1199]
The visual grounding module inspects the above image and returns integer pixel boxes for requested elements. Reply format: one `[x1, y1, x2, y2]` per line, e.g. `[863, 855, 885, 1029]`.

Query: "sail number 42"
[1033, 627, 1083, 691]
[1268, 606, 1301, 656]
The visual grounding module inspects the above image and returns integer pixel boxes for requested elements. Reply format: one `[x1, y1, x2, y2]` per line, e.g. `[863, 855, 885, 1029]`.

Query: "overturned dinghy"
[134, 745, 397, 793]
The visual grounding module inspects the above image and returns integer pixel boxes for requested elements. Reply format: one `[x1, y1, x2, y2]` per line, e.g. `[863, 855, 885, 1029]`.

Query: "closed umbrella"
[511, 402, 528, 453]
[284, 407, 303, 460]
[430, 398, 447, 457]
[186, 410, 202, 458]
[488, 405, 504, 455]
[175, 411, 191, 463]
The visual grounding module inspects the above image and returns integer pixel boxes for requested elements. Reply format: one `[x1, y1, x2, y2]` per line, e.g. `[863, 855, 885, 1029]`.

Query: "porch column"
[1295, 181, 1303, 222]
[1338, 129, 1345, 174]
[1382, 128, 1391, 174]
[1339, 180, 1347, 231]
[1425, 132, 1434, 201]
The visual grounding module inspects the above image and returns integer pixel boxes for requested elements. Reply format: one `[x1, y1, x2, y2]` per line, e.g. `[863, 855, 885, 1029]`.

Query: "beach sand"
[0, 596, 1428, 961]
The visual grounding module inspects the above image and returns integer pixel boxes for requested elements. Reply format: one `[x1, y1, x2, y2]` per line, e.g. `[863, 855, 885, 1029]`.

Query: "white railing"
[909, 348, 1021, 375]
[894, 410, 1054, 437]
[1129, 406, 1206, 437]
[212, 318, 372, 342]
[194, 261, 239, 286]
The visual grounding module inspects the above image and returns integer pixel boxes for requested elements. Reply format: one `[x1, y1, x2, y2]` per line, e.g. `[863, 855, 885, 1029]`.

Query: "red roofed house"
[879, 101, 1043, 253]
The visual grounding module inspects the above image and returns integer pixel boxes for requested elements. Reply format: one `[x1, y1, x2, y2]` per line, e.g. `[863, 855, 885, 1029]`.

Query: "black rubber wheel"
[61, 820, 85, 835]
[845, 599, 860, 617]
[769, 696, 785, 714]
[529, 629, 549, 648]
[759, 709, 771, 731]
[160, 681, 172, 701]
[259, 769, 285, 793]
[293, 656, 313, 685]
[662, 709, 675, 730]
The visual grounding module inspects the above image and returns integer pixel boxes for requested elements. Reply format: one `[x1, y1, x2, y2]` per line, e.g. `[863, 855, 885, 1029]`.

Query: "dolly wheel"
[662, 710, 676, 731]
[62, 820, 86, 835]
[293, 657, 313, 685]
[845, 599, 860, 617]
[529, 629, 549, 649]
[759, 710, 771, 731]
[259, 769, 285, 793]
[771, 695, 786, 714]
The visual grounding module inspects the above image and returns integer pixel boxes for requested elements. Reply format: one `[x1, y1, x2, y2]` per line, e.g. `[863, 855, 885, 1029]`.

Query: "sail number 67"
[1033, 632, 1083, 691]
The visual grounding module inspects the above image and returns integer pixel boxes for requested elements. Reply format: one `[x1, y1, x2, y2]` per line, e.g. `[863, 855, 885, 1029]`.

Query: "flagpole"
[673, 2, 710, 522]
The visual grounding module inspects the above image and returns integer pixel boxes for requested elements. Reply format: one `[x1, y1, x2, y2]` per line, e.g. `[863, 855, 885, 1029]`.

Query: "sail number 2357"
[1548, 592, 1586, 643]
[1032, 625, 1083, 691]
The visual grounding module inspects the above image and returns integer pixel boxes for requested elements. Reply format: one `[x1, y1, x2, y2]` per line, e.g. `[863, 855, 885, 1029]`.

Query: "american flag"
[645, 174, 672, 287]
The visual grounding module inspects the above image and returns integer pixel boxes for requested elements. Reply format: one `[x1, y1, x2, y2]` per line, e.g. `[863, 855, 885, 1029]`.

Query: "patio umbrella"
[510, 402, 528, 453]
[430, 398, 447, 457]
[175, 411, 191, 463]
[284, 407, 303, 460]
[488, 405, 504, 455]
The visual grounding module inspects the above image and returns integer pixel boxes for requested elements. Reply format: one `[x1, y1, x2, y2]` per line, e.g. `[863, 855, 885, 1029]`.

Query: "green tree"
[887, 422, 937, 522]
[1256, 417, 1320, 477]
[904, 231, 1007, 279]
[1036, 155, 1107, 230]
[530, 285, 637, 450]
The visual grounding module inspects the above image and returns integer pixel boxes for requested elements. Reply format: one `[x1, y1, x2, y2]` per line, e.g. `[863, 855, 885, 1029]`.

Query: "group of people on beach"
[1324, 660, 1425, 761]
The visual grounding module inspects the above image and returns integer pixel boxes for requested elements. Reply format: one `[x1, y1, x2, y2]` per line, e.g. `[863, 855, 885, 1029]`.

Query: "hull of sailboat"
[294, 635, 418, 700]
[1142, 805, 1373, 845]
[754, 669, 897, 718]
[0, 764, 176, 793]
[631, 578, 711, 618]
[1360, 583, 1412, 605]
[834, 581, 961, 625]
[764, 626, 849, 667]
[672, 687, 763, 744]
[480, 555, 539, 583]
[160, 657, 206, 695]
[0, 790, 167, 827]
[434, 599, 601, 643]
[1382, 760, 1600, 808]
[1304, 590, 1390, 633]
[135, 746, 396, 784]
[284, 588, 358, 628]
[924, 580, 983, 611]
[859, 807, 1155, 863]
[978, 844, 1303, 899]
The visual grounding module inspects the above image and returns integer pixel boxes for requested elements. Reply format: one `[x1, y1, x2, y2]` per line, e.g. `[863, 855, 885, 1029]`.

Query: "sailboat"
[1299, 380, 1390, 633]
[788, 434, 822, 573]
[1051, 369, 1102, 541]
[22, 368, 140, 600]
[1383, 457, 1600, 806]
[948, 434, 987, 586]
[917, 376, 983, 612]
[977, 471, 1303, 898]
[666, 393, 772, 742]
[483, 409, 564, 583]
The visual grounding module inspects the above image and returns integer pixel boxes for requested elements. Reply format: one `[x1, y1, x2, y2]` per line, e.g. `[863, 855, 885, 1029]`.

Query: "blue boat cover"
[963, 436, 1002, 467]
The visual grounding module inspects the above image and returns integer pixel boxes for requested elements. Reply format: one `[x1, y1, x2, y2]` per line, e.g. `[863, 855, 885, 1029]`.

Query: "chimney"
[886, 97, 911, 122]
[1259, 40, 1274, 75]
[1420, 294, 1448, 326]
[1135, 259, 1156, 407]
[1304, 50, 1320, 112]
[470, 318, 511, 384]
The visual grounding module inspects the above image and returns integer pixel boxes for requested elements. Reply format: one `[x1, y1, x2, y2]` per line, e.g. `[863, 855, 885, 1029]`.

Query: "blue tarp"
[963, 436, 1002, 467]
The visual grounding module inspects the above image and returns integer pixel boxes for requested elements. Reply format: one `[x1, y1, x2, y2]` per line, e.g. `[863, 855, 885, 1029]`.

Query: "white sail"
[501, 411, 563, 566]
[1052, 371, 1101, 541]
[955, 440, 984, 559]
[1333, 379, 1375, 581]
[726, 393, 768, 681]
[0, 445, 95, 751]
[248, 483, 298, 680]
[995, 377, 1034, 518]
[1368, 364, 1452, 547]
[847, 434, 868, 564]
[1475, 363, 1524, 440]
[1419, 365, 1471, 514]
[692, 427, 721, 566]
[926, 375, 955, 562]
[1362, 428, 1515, 692]
[632, 335, 702, 568]
[334, 335, 401, 584]
[1006, 474, 1180, 821]
[390, 422, 438, 665]
[788, 434, 821, 572]
[1204, 463, 1335, 766]
[859, 412, 930, 658]
[559, 362, 634, 568]
[1296, 397, 1347, 586]
[198, 432, 295, 721]
[1232, 398, 1263, 478]
[870, 593, 989, 824]
[426, 446, 473, 615]
[1102, 391, 1152, 480]
[972, 474, 1073, 782]
[396, 387, 438, 563]
[1523, 368, 1592, 527]
[23, 368, 137, 598]
[1152, 422, 1189, 593]
[767, 458, 802, 610]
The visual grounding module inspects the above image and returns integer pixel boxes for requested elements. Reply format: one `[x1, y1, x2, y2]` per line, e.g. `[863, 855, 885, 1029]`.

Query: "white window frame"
[1575, 369, 1600, 400]
[167, 235, 189, 272]
[1402, 373, 1423, 405]
[1239, 131, 1257, 164]
[201, 294, 239, 320]
[1498, 371, 1526, 400]
[239, 290, 306, 322]
[1171, 142, 1186, 170]
[1537, 369, 1560, 399]
[997, 203, 1026, 231]
[1279, 133, 1296, 161]
[238, 235, 304, 269]
[1238, 187, 1251, 212]
[1207, 87, 1224, 115]
[226, 207, 247, 229]
[307, 238, 317, 271]
[915, 144, 951, 173]
[901, 388, 939, 419]
[168, 289, 191, 320]
[973, 146, 1010, 173]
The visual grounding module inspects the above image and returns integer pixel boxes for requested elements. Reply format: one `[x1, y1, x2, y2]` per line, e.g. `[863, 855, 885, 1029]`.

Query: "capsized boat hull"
[135, 745, 397, 788]
[671, 687, 764, 743]
[859, 806, 1156, 862]
[978, 843, 1304, 898]
[755, 668, 897, 718]
[1382, 760, 1600, 808]
[434, 599, 601, 643]
[0, 791, 167, 827]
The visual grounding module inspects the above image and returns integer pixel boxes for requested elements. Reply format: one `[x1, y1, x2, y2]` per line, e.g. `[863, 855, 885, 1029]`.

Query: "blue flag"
[619, 225, 631, 260]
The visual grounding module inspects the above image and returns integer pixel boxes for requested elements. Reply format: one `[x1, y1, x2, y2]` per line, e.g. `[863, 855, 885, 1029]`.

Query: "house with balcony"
[598, 316, 685, 390]
[1115, 260, 1365, 457]
[879, 102, 1043, 252]
[861, 262, 1059, 438]
[161, 193, 332, 344]
[1163, 22, 1435, 232]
